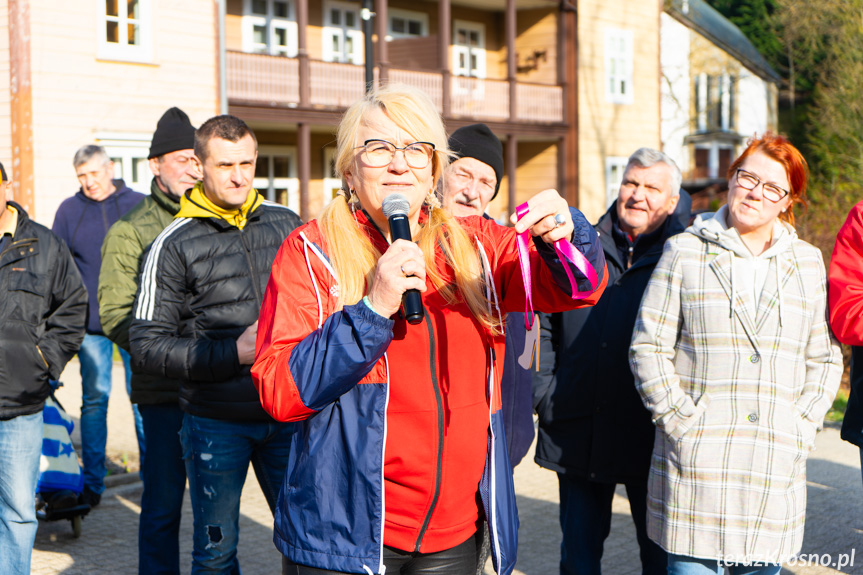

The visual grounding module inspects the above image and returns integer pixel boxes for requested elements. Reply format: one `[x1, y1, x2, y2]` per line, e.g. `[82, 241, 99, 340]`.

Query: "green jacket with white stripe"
[98, 179, 181, 405]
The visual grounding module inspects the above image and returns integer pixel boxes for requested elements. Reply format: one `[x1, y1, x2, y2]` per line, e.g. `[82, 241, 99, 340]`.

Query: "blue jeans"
[0, 412, 43, 575]
[139, 403, 187, 575]
[668, 554, 780, 575]
[180, 413, 294, 574]
[79, 333, 145, 493]
[557, 473, 666, 575]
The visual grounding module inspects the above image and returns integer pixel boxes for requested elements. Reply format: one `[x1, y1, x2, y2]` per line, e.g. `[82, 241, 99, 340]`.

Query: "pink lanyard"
[515, 202, 600, 329]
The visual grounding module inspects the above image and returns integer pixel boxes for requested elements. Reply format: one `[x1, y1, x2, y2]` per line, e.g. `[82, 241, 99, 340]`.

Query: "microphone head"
[381, 193, 411, 218]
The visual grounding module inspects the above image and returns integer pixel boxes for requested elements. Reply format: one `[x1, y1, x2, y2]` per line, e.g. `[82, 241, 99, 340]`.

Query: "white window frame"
[388, 8, 429, 40]
[696, 72, 708, 131]
[96, 132, 153, 193]
[255, 146, 299, 212]
[453, 20, 486, 79]
[605, 156, 629, 208]
[98, 0, 153, 63]
[322, 0, 364, 64]
[604, 28, 633, 105]
[242, 0, 298, 57]
[323, 147, 343, 201]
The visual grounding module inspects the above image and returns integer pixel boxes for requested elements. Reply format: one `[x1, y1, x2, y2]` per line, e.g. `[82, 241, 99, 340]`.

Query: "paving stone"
[31, 363, 863, 574]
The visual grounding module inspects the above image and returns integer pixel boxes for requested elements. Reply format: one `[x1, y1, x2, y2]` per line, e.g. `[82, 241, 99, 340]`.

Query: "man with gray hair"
[52, 144, 145, 508]
[533, 148, 689, 575]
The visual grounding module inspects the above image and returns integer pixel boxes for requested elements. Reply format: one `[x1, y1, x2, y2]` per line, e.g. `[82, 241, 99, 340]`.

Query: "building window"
[323, 1, 363, 64]
[605, 156, 629, 207]
[695, 73, 735, 132]
[99, 0, 153, 63]
[389, 9, 428, 39]
[243, 0, 298, 57]
[453, 21, 486, 78]
[254, 147, 298, 212]
[604, 28, 633, 104]
[96, 133, 153, 193]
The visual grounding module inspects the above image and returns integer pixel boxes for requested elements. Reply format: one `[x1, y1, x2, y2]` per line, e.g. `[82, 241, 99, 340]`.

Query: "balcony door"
[323, 1, 363, 64]
[255, 146, 298, 212]
[243, 0, 297, 57]
[453, 21, 485, 78]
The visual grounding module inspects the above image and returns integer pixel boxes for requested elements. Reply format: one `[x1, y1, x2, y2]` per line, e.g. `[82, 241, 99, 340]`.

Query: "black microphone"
[381, 194, 424, 325]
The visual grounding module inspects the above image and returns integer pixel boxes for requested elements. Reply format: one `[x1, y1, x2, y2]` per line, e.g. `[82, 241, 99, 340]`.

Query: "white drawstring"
[729, 255, 735, 318]
[776, 257, 783, 328]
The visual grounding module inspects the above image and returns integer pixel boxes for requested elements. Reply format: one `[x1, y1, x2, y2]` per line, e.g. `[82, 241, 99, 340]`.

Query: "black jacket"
[0, 202, 87, 419]
[129, 200, 302, 421]
[533, 198, 688, 483]
[841, 346, 863, 447]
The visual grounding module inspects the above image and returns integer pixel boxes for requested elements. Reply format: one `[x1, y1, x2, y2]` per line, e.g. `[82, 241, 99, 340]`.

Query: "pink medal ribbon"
[514, 202, 600, 330]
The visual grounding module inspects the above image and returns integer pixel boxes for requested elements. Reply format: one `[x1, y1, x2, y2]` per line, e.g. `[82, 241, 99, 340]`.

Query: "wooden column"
[560, 1, 578, 207]
[506, 135, 518, 219]
[297, 0, 310, 220]
[298, 123, 310, 221]
[506, 0, 517, 121]
[297, 0, 310, 107]
[376, 0, 389, 85]
[9, 0, 34, 214]
[439, 0, 451, 117]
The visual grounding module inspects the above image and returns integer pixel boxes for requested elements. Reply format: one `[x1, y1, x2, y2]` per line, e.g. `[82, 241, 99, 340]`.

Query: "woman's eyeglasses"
[356, 139, 435, 169]
[734, 168, 790, 203]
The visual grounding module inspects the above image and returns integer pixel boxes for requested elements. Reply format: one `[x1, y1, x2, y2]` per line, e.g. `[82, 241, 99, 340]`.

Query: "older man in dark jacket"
[534, 148, 689, 575]
[0, 162, 87, 574]
[130, 115, 302, 574]
[52, 144, 146, 507]
[98, 107, 199, 575]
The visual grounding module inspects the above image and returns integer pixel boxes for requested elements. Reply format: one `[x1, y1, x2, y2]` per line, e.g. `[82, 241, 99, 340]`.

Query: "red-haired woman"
[629, 133, 842, 574]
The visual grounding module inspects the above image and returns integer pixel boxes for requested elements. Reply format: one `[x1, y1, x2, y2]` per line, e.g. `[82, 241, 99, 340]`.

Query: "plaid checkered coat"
[630, 207, 842, 564]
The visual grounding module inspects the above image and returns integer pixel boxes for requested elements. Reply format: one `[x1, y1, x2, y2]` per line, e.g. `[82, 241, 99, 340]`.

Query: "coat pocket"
[667, 392, 711, 441]
[7, 270, 46, 325]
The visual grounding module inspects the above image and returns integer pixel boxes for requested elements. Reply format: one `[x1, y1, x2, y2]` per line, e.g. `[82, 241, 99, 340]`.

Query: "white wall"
[736, 69, 770, 140]
[28, 0, 218, 225]
[659, 12, 690, 177]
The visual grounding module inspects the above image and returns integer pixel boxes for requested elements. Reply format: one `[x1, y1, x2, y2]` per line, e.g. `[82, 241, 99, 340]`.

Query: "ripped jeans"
[180, 413, 294, 574]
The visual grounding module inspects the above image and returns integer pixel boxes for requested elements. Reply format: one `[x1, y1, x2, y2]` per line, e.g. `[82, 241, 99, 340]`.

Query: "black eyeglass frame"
[734, 168, 790, 203]
[355, 139, 436, 169]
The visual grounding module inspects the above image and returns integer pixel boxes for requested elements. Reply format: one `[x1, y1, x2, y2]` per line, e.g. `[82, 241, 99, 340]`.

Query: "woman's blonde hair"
[319, 84, 502, 334]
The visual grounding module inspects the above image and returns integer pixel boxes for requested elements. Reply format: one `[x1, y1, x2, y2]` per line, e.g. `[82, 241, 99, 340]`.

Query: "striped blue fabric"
[38, 397, 83, 494]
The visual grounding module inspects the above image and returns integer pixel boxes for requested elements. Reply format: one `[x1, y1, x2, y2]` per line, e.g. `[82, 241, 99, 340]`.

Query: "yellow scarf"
[176, 182, 262, 230]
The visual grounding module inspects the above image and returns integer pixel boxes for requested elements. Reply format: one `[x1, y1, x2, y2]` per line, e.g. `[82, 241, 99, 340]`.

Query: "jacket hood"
[74, 179, 133, 203]
[689, 205, 796, 259]
[176, 182, 262, 229]
[689, 205, 797, 326]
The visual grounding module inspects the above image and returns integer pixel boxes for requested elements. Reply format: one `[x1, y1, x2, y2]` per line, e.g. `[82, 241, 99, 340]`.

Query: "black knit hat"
[148, 107, 196, 159]
[448, 124, 504, 199]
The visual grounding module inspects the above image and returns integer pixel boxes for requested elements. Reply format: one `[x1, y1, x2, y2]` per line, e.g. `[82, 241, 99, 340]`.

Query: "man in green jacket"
[98, 107, 198, 575]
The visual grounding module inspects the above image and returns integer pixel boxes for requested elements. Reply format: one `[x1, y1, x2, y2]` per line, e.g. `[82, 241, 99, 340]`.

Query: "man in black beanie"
[442, 123, 504, 218]
[441, 123, 535, 575]
[98, 107, 198, 575]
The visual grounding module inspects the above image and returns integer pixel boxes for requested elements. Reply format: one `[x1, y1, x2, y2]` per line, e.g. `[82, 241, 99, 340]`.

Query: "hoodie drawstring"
[776, 258, 783, 328]
[729, 256, 735, 319]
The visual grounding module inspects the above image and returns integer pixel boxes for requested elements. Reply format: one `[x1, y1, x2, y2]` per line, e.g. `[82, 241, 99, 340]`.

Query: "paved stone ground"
[31, 359, 863, 574]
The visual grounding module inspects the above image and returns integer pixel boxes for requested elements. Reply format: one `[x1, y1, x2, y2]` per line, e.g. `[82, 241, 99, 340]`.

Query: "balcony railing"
[227, 51, 299, 105]
[227, 51, 563, 124]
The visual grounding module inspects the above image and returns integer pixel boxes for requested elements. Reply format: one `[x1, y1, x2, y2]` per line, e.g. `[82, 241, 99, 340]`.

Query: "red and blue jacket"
[252, 209, 606, 574]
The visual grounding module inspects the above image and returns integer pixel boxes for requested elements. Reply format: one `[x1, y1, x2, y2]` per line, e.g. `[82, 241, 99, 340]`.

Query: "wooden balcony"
[227, 51, 564, 124]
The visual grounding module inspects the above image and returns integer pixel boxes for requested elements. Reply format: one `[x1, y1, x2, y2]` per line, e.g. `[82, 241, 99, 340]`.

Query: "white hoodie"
[689, 205, 795, 320]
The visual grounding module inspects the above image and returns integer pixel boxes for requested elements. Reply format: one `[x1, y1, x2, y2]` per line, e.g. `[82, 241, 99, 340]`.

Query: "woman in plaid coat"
[630, 133, 842, 575]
